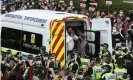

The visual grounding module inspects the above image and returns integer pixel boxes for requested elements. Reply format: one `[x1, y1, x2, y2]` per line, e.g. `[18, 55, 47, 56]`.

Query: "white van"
[0, 10, 112, 67]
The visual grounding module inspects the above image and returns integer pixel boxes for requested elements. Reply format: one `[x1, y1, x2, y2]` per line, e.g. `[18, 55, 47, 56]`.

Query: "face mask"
[51, 2, 54, 5]
[102, 68, 107, 72]
[119, 12, 123, 16]
[32, 2, 34, 5]
[2, 8, 6, 10]
[100, 47, 103, 50]
[74, 11, 78, 14]
[113, 28, 117, 33]
[28, 60, 33, 64]
[116, 51, 120, 55]
[27, 3, 29, 5]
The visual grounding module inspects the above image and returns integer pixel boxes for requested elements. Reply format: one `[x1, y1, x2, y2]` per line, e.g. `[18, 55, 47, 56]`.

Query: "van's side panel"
[1, 21, 22, 30]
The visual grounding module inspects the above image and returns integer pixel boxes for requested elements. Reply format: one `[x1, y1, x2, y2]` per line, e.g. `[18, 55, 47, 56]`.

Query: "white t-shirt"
[66, 35, 74, 51]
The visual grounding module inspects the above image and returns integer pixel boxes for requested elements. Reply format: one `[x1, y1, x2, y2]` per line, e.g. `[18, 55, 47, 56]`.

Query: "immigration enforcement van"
[0, 10, 112, 67]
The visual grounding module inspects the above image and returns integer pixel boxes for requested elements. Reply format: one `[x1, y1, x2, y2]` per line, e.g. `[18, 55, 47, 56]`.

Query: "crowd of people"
[1, 0, 133, 80]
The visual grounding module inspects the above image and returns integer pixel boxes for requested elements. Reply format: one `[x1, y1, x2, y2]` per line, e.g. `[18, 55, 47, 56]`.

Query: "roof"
[1, 9, 86, 25]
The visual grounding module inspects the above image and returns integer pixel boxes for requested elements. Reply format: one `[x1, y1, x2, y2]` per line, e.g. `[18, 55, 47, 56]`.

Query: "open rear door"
[84, 30, 100, 57]
[50, 21, 65, 69]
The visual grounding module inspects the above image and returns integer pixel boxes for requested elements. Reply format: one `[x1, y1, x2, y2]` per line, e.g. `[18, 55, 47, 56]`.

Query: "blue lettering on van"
[5, 14, 22, 19]
[24, 16, 47, 23]
[4, 14, 47, 23]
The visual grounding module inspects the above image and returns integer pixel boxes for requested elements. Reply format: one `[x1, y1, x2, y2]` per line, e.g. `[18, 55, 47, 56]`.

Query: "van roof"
[1, 10, 86, 26]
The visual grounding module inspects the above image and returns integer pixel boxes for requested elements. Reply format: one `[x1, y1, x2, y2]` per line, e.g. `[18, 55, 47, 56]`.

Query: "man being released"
[66, 31, 74, 59]
[78, 34, 89, 58]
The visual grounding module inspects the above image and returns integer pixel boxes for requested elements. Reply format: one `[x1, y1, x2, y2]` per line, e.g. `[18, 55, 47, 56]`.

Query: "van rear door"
[84, 30, 101, 57]
[91, 18, 112, 53]
[50, 21, 65, 68]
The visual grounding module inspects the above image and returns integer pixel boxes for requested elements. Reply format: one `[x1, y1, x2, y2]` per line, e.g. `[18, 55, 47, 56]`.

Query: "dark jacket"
[125, 61, 133, 80]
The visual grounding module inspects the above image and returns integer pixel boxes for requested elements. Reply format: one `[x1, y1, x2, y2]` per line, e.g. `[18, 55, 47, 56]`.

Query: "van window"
[1, 27, 43, 54]
[1, 27, 21, 51]
[22, 31, 43, 54]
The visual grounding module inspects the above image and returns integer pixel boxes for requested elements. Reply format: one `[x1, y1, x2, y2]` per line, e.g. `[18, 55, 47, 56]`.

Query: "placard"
[31, 34, 35, 44]
[106, 0, 112, 6]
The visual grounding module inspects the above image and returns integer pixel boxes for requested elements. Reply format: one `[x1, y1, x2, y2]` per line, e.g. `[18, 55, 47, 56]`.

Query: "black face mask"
[111, 18, 114, 21]
[123, 49, 127, 53]
[68, 32, 71, 35]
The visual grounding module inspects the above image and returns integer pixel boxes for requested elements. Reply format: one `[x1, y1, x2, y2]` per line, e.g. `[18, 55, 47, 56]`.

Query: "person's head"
[36, 61, 42, 67]
[105, 54, 111, 64]
[2, 5, 6, 11]
[131, 24, 133, 29]
[112, 27, 117, 33]
[124, 54, 132, 63]
[101, 11, 106, 16]
[9, 60, 14, 68]
[126, 17, 130, 23]
[117, 47, 122, 54]
[102, 43, 109, 51]
[80, 34, 85, 40]
[102, 65, 111, 72]
[113, 11, 117, 15]
[35, 56, 41, 67]
[27, 55, 33, 66]
[96, 11, 101, 16]
[59, 70, 65, 78]
[7, 50, 11, 54]
[95, 57, 101, 65]
[67, 27, 73, 32]
[40, 46, 46, 53]
[119, 10, 124, 16]
[10, 6, 15, 12]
